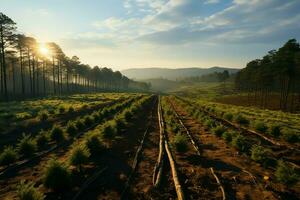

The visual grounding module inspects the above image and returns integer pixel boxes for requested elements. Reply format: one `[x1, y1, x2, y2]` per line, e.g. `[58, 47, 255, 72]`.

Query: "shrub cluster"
[38, 111, 49, 121]
[275, 161, 299, 186]
[17, 134, 37, 157]
[0, 146, 17, 166]
[50, 125, 65, 143]
[250, 145, 271, 165]
[17, 181, 45, 200]
[35, 131, 49, 149]
[254, 121, 268, 133]
[85, 134, 105, 156]
[69, 144, 90, 172]
[223, 112, 233, 121]
[213, 125, 226, 137]
[66, 121, 77, 136]
[232, 135, 248, 152]
[43, 159, 71, 192]
[172, 134, 189, 152]
[235, 114, 249, 125]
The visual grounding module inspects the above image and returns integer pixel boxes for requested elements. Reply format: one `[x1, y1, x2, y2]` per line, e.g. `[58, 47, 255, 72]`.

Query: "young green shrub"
[43, 159, 71, 192]
[75, 119, 85, 131]
[92, 112, 100, 122]
[235, 114, 249, 125]
[68, 106, 75, 113]
[17, 134, 37, 157]
[281, 130, 299, 143]
[100, 108, 110, 118]
[85, 134, 105, 156]
[38, 111, 49, 121]
[101, 122, 117, 139]
[58, 106, 65, 114]
[83, 116, 94, 127]
[172, 134, 189, 153]
[232, 135, 248, 152]
[123, 110, 133, 121]
[170, 124, 180, 134]
[222, 131, 233, 143]
[275, 160, 299, 186]
[223, 112, 233, 121]
[254, 121, 268, 133]
[66, 121, 77, 136]
[69, 144, 90, 172]
[16, 181, 45, 200]
[50, 125, 65, 143]
[204, 119, 214, 129]
[250, 145, 271, 164]
[269, 125, 281, 138]
[0, 146, 17, 166]
[115, 117, 126, 132]
[212, 125, 226, 137]
[35, 130, 49, 149]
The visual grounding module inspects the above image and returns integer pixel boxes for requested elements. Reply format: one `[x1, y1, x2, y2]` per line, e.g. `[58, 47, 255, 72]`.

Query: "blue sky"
[1, 0, 300, 70]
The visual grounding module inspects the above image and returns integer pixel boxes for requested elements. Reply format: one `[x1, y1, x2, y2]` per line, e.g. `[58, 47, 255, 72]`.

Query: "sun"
[39, 44, 49, 56]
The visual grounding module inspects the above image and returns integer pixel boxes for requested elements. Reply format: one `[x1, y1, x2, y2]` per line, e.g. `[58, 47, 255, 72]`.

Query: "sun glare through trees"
[0, 1, 299, 200]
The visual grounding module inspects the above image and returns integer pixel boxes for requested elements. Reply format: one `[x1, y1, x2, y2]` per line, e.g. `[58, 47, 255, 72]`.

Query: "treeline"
[0, 13, 149, 101]
[181, 70, 231, 83]
[235, 39, 300, 112]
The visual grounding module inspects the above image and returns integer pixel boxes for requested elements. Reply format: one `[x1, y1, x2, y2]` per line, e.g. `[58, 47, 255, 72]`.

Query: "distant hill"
[121, 67, 240, 80]
[143, 78, 183, 92]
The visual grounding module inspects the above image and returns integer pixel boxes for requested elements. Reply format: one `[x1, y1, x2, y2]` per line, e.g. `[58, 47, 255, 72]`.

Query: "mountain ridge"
[121, 66, 240, 80]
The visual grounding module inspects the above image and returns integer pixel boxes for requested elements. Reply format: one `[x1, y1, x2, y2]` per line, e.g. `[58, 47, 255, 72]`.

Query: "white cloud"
[204, 0, 220, 4]
[76, 0, 300, 50]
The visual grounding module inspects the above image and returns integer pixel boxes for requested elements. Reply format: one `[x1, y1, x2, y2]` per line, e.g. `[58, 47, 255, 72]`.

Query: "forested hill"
[121, 67, 239, 80]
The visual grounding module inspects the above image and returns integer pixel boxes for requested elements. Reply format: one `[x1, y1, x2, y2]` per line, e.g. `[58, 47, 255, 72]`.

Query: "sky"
[1, 0, 300, 70]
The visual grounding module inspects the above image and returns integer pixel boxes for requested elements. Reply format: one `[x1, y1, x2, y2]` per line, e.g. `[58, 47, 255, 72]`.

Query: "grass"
[254, 121, 268, 133]
[50, 125, 65, 143]
[35, 131, 49, 149]
[66, 121, 78, 135]
[85, 134, 105, 156]
[43, 159, 71, 192]
[172, 134, 189, 152]
[231, 135, 248, 152]
[17, 181, 45, 200]
[212, 125, 226, 137]
[275, 160, 299, 186]
[250, 145, 271, 166]
[0, 146, 18, 166]
[17, 134, 37, 157]
[69, 144, 90, 172]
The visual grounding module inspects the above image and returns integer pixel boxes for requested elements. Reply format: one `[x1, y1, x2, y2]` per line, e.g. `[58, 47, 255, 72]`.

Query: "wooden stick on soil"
[164, 140, 185, 200]
[210, 167, 226, 200]
[160, 97, 185, 200]
[153, 97, 165, 187]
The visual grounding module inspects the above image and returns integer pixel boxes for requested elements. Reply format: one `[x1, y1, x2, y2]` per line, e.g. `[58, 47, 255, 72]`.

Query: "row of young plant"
[35, 95, 129, 123]
[172, 97, 299, 187]
[14, 95, 153, 200]
[0, 95, 141, 168]
[161, 97, 189, 153]
[179, 98, 299, 144]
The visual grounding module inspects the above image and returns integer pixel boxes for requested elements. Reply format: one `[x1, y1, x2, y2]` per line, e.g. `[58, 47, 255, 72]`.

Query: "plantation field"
[183, 98, 300, 145]
[0, 93, 299, 200]
[0, 93, 130, 131]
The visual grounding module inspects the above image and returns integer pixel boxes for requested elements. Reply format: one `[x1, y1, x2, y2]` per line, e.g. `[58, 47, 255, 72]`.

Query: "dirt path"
[169, 98, 277, 200]
[125, 98, 176, 200]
